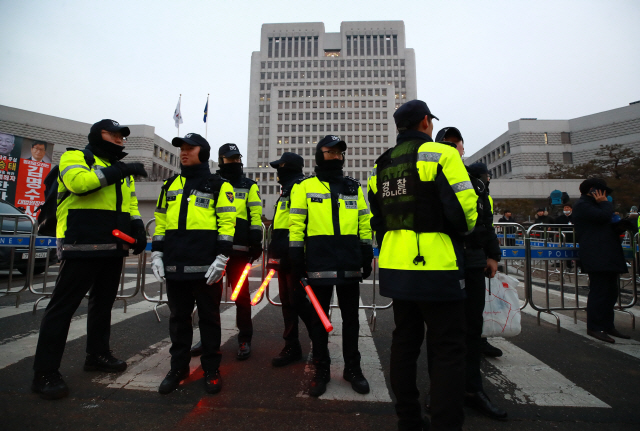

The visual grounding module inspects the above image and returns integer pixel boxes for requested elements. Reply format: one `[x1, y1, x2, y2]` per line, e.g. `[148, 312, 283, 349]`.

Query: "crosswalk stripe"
[297, 295, 392, 402]
[0, 298, 164, 370]
[95, 282, 274, 391]
[484, 337, 610, 407]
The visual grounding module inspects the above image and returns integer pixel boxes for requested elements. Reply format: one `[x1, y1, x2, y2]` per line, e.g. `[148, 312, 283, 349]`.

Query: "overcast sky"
[1, 0, 639, 160]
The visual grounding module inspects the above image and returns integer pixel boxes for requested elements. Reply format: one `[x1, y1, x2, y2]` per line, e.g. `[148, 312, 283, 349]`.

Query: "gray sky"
[1, 0, 639, 160]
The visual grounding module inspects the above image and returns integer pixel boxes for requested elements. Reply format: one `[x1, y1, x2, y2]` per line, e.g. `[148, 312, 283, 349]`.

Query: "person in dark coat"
[534, 208, 554, 224]
[573, 179, 630, 343]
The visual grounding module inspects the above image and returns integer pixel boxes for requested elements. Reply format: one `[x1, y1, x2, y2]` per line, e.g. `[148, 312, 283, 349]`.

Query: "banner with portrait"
[0, 132, 54, 217]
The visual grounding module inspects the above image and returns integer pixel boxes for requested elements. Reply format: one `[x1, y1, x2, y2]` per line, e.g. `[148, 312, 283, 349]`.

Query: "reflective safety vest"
[56, 149, 141, 259]
[368, 135, 478, 302]
[289, 175, 372, 286]
[152, 173, 236, 280]
[224, 176, 262, 255]
[267, 174, 306, 271]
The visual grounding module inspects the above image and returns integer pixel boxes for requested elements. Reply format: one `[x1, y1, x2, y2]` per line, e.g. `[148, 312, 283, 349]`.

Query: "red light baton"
[230, 263, 252, 301]
[300, 277, 333, 332]
[251, 269, 275, 305]
[112, 229, 136, 244]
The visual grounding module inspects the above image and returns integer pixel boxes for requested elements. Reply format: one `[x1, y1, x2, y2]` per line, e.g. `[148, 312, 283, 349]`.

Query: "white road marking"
[96, 282, 273, 391]
[484, 337, 610, 408]
[0, 299, 165, 370]
[298, 295, 392, 402]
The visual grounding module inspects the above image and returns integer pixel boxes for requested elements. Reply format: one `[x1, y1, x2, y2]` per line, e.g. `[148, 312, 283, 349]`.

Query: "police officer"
[32, 119, 148, 400]
[436, 127, 507, 420]
[151, 133, 236, 395]
[368, 101, 478, 431]
[267, 152, 324, 367]
[289, 135, 373, 397]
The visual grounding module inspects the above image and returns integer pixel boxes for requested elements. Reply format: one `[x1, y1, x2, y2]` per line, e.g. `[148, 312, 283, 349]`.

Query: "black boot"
[237, 342, 251, 360]
[343, 362, 370, 394]
[190, 341, 203, 357]
[158, 368, 190, 394]
[84, 351, 127, 372]
[309, 359, 331, 397]
[32, 371, 69, 400]
[480, 338, 503, 357]
[204, 369, 222, 394]
[465, 391, 508, 420]
[272, 343, 303, 367]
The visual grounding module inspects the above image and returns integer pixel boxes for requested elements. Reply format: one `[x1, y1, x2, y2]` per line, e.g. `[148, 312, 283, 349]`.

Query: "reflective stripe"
[184, 265, 210, 273]
[125, 176, 131, 187]
[95, 169, 108, 188]
[459, 279, 466, 289]
[418, 152, 442, 163]
[218, 235, 233, 242]
[451, 181, 473, 193]
[167, 189, 183, 198]
[339, 194, 358, 200]
[234, 188, 250, 194]
[233, 245, 250, 251]
[344, 270, 362, 278]
[131, 215, 142, 221]
[307, 192, 331, 199]
[290, 208, 307, 215]
[279, 196, 290, 202]
[217, 206, 235, 213]
[62, 243, 128, 251]
[358, 209, 370, 216]
[308, 271, 337, 279]
[360, 238, 372, 245]
[155, 208, 167, 214]
[130, 191, 136, 197]
[268, 258, 280, 264]
[60, 164, 90, 178]
[247, 201, 261, 207]
[250, 225, 262, 231]
[153, 235, 165, 241]
[165, 266, 177, 272]
[290, 241, 304, 247]
[191, 190, 213, 199]
[370, 167, 377, 177]
[57, 191, 69, 200]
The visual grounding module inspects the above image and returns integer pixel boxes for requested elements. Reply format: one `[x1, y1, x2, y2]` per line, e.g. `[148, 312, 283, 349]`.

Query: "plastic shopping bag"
[482, 272, 521, 338]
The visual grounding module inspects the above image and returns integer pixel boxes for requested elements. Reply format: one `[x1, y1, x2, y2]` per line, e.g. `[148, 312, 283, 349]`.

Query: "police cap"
[269, 152, 304, 169]
[218, 143, 242, 158]
[90, 119, 130, 137]
[393, 100, 439, 131]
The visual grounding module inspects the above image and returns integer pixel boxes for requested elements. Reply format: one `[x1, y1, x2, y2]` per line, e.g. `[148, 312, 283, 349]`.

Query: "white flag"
[173, 97, 183, 128]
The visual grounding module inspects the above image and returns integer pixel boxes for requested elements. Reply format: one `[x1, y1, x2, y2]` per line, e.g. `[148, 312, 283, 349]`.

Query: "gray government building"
[243, 21, 418, 216]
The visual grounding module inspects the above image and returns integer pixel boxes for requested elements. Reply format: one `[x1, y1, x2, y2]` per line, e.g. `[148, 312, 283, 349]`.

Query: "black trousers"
[313, 282, 361, 365]
[227, 256, 252, 343]
[587, 271, 619, 332]
[464, 268, 486, 394]
[33, 257, 123, 373]
[166, 278, 222, 372]
[391, 298, 466, 431]
[278, 269, 326, 357]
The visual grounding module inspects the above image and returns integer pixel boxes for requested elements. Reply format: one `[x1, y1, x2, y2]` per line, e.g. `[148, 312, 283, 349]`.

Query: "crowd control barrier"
[0, 212, 40, 305]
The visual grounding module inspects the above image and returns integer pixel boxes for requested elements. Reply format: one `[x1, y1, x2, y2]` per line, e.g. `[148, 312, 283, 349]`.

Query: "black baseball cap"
[317, 135, 346, 151]
[579, 178, 613, 195]
[218, 143, 242, 158]
[269, 152, 304, 169]
[393, 100, 439, 131]
[435, 127, 463, 143]
[171, 132, 210, 150]
[90, 119, 130, 137]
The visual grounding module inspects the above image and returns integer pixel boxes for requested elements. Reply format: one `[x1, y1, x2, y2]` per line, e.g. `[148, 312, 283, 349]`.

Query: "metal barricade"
[494, 222, 528, 309]
[0, 212, 38, 305]
[141, 218, 167, 322]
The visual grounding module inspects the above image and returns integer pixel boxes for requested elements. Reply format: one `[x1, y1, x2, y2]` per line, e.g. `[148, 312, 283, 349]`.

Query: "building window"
[563, 152, 573, 164]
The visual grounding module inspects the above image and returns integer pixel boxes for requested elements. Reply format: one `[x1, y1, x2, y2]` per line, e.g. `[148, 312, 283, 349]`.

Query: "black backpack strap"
[158, 174, 179, 210]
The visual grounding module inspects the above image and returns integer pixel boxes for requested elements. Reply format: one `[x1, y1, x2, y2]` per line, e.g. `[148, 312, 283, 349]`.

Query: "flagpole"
[205, 94, 209, 139]
[178, 94, 181, 137]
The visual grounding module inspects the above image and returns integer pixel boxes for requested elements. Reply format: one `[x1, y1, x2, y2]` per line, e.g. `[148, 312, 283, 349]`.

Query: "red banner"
[14, 159, 51, 217]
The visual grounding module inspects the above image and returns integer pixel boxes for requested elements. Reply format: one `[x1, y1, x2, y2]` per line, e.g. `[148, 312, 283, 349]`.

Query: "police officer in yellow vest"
[289, 135, 374, 397]
[32, 119, 148, 400]
[151, 133, 236, 395]
[368, 101, 478, 431]
[267, 152, 324, 367]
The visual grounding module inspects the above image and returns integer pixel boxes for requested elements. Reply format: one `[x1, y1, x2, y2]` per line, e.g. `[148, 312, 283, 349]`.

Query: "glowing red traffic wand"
[251, 269, 275, 305]
[300, 277, 333, 332]
[230, 263, 252, 301]
[112, 229, 135, 244]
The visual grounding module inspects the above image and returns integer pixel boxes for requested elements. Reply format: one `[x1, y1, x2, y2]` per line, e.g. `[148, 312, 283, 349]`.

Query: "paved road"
[1, 260, 639, 430]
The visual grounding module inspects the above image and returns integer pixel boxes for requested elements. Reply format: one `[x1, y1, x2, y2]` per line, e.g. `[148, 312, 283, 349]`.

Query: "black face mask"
[317, 158, 344, 170]
[219, 162, 243, 177]
[276, 165, 301, 184]
[87, 132, 127, 162]
[314, 158, 344, 182]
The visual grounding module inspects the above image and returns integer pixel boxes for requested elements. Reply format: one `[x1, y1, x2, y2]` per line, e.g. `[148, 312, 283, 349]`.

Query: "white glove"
[205, 254, 229, 285]
[151, 251, 165, 283]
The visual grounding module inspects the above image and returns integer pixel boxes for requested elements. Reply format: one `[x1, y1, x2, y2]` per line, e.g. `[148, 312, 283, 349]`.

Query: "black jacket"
[554, 214, 573, 224]
[463, 175, 501, 268]
[573, 195, 628, 274]
[498, 216, 515, 223]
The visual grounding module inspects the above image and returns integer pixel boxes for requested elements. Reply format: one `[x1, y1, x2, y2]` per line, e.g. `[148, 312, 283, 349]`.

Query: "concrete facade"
[245, 21, 417, 216]
[466, 103, 640, 179]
